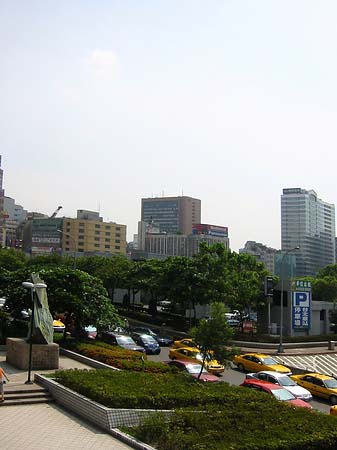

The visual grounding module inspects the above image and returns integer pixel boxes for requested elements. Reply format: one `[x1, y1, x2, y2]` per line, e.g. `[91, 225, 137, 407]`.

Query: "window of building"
[66, 228, 70, 232]
[94, 244, 100, 248]
[116, 233, 120, 238]
[105, 245, 110, 249]
[115, 245, 120, 249]
[105, 238, 110, 242]
[94, 237, 100, 241]
[66, 241, 70, 245]
[78, 248, 84, 252]
[78, 241, 84, 246]
[116, 227, 120, 231]
[95, 230, 100, 235]
[105, 232, 110, 236]
[95, 224, 100, 228]
[106, 225, 111, 229]
[115, 239, 120, 243]
[79, 223, 84, 226]
[78, 235, 84, 240]
[79, 228, 84, 233]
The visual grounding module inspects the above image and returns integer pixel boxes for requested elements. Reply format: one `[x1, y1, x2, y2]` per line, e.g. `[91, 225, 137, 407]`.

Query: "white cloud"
[85, 49, 121, 78]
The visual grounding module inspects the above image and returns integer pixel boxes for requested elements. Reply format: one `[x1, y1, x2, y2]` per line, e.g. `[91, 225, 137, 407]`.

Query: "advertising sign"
[292, 280, 311, 330]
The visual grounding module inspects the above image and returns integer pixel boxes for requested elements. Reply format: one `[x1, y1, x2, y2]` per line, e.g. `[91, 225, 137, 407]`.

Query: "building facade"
[61, 210, 127, 256]
[141, 196, 201, 235]
[239, 241, 279, 274]
[281, 188, 336, 277]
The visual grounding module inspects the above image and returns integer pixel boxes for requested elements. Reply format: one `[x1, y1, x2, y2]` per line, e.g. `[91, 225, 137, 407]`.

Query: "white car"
[246, 370, 313, 402]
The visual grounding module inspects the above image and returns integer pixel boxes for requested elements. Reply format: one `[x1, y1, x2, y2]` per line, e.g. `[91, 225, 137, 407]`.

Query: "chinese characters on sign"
[292, 280, 311, 330]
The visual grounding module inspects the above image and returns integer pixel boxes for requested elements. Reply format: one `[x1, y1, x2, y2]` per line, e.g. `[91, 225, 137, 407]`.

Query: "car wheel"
[330, 395, 337, 405]
[237, 363, 245, 371]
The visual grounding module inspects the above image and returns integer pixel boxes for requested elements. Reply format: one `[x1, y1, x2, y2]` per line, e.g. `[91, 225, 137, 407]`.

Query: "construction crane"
[50, 206, 63, 219]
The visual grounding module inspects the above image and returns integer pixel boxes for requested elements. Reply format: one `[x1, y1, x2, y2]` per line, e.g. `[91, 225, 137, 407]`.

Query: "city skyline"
[2, 1, 337, 251]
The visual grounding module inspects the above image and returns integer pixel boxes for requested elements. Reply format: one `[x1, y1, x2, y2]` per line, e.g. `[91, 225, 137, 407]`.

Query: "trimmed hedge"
[53, 369, 337, 450]
[60, 340, 171, 373]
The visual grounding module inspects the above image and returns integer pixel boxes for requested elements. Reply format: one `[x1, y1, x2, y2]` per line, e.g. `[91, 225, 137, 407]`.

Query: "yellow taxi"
[233, 353, 292, 375]
[169, 346, 224, 375]
[291, 373, 337, 405]
[171, 338, 198, 349]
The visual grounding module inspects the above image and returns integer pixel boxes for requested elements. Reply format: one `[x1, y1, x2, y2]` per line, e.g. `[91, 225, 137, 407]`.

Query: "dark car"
[131, 332, 161, 355]
[101, 332, 145, 353]
[131, 326, 173, 346]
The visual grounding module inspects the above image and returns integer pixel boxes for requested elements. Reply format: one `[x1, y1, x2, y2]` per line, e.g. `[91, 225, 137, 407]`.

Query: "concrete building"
[0, 156, 5, 247]
[141, 196, 201, 235]
[281, 188, 336, 277]
[60, 210, 127, 257]
[135, 221, 229, 258]
[239, 241, 279, 274]
[4, 196, 27, 223]
[23, 217, 63, 255]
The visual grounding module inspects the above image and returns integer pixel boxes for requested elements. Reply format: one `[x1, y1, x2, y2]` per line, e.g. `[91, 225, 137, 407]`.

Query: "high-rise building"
[141, 196, 201, 235]
[281, 188, 336, 277]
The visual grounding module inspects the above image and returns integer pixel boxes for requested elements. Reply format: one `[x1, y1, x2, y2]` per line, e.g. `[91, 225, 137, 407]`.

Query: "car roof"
[244, 379, 283, 390]
[241, 353, 271, 358]
[299, 372, 334, 380]
[257, 371, 289, 377]
[169, 359, 201, 367]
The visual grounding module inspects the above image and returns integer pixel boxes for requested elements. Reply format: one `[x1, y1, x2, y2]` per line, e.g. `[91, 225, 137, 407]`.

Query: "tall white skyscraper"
[281, 188, 336, 277]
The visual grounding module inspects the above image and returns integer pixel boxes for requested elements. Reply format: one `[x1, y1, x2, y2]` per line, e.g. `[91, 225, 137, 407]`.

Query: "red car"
[240, 379, 312, 409]
[166, 359, 220, 382]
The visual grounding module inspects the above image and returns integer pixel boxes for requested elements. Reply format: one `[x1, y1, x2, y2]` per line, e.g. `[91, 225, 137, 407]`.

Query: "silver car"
[246, 370, 313, 402]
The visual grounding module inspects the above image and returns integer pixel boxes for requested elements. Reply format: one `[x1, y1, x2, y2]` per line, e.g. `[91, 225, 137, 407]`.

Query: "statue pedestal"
[6, 337, 59, 370]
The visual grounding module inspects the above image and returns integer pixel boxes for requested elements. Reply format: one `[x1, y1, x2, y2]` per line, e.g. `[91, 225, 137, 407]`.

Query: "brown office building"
[141, 196, 201, 235]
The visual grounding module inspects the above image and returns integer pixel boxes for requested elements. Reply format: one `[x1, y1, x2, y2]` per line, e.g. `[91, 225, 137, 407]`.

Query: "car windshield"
[116, 336, 135, 345]
[141, 335, 157, 343]
[262, 357, 278, 365]
[186, 364, 207, 374]
[324, 378, 337, 389]
[277, 376, 296, 387]
[271, 388, 296, 401]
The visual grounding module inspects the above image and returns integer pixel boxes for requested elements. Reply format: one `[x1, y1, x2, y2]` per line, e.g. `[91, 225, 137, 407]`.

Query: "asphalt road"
[148, 346, 332, 415]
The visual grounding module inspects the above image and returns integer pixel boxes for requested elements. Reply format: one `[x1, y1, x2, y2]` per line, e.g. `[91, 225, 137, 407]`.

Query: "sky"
[1, 1, 337, 252]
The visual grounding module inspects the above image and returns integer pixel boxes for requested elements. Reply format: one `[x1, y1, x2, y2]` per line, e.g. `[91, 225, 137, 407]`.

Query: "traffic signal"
[264, 276, 274, 297]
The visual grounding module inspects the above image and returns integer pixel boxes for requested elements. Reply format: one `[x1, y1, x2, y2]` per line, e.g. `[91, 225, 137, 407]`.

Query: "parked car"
[101, 332, 145, 353]
[131, 327, 173, 346]
[131, 332, 161, 355]
[53, 319, 65, 333]
[169, 346, 224, 375]
[83, 325, 97, 340]
[166, 360, 220, 382]
[291, 373, 337, 405]
[172, 338, 198, 349]
[246, 371, 312, 401]
[240, 379, 312, 409]
[233, 353, 292, 375]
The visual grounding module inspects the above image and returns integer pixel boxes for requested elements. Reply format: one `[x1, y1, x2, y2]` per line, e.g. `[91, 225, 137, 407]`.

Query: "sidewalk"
[0, 350, 134, 450]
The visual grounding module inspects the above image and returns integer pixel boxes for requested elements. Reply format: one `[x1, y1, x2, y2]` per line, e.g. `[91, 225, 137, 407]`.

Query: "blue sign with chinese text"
[292, 289, 311, 330]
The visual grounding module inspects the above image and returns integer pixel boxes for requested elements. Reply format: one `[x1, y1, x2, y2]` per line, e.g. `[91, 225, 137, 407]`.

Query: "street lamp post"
[22, 281, 47, 384]
[57, 229, 76, 269]
[277, 246, 300, 353]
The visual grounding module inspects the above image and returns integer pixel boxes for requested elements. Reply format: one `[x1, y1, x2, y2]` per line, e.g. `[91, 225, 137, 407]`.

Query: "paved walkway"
[0, 351, 134, 450]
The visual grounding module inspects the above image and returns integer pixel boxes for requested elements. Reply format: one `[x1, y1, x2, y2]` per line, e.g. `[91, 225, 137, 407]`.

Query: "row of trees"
[0, 243, 270, 322]
[3, 243, 337, 336]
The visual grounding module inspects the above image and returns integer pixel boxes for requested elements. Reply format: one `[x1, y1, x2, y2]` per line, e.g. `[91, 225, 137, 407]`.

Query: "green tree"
[76, 255, 132, 300]
[0, 248, 27, 271]
[0, 267, 122, 337]
[190, 302, 234, 379]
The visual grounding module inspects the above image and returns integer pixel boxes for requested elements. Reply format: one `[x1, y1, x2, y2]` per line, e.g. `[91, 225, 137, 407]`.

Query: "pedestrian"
[0, 365, 9, 402]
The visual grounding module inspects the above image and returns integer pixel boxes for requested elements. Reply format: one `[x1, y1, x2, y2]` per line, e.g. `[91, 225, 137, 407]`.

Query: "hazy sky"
[2, 1, 337, 251]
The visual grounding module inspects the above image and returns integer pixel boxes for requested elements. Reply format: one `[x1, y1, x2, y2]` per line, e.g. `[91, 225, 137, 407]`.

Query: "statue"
[27, 273, 54, 345]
